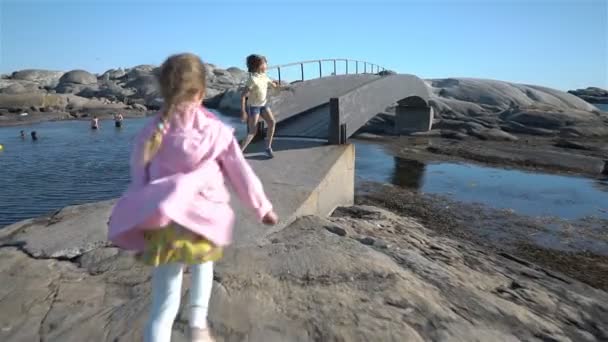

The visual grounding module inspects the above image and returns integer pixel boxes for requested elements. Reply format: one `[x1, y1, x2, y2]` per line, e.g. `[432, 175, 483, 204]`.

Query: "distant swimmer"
[30, 131, 38, 141]
[20, 130, 25, 139]
[91, 116, 100, 130]
[114, 112, 124, 128]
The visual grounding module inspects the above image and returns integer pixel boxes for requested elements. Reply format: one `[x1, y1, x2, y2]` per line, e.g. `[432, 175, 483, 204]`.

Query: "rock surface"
[425, 78, 607, 139]
[0, 63, 246, 121]
[58, 70, 98, 85]
[569, 87, 608, 104]
[0, 203, 606, 341]
[357, 78, 608, 141]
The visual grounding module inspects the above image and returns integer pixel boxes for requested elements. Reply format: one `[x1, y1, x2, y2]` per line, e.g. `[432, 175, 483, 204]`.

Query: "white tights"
[144, 262, 214, 342]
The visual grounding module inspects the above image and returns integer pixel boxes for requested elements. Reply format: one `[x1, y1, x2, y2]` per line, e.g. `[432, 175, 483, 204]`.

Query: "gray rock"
[226, 67, 247, 84]
[59, 70, 98, 85]
[470, 128, 519, 141]
[202, 88, 224, 108]
[100, 68, 127, 81]
[218, 88, 242, 114]
[434, 119, 485, 133]
[0, 200, 115, 259]
[94, 80, 136, 101]
[441, 130, 469, 140]
[501, 121, 558, 136]
[0, 80, 43, 94]
[126, 74, 159, 99]
[11, 69, 64, 87]
[554, 139, 596, 151]
[559, 125, 608, 138]
[568, 87, 608, 104]
[132, 103, 147, 111]
[126, 65, 157, 79]
[0, 204, 607, 341]
[502, 109, 600, 129]
[429, 78, 597, 114]
[55, 82, 99, 96]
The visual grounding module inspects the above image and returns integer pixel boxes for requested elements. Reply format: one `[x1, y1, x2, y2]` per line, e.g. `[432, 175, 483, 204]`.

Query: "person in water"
[30, 131, 38, 141]
[91, 116, 100, 130]
[239, 54, 284, 158]
[108, 53, 278, 342]
[114, 112, 124, 128]
[20, 130, 25, 139]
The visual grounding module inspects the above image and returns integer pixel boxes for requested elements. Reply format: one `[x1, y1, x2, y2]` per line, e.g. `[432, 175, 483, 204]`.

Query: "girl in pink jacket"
[108, 53, 278, 342]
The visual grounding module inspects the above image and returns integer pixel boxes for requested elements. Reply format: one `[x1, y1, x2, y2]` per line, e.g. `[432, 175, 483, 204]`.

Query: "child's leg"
[260, 107, 276, 150]
[240, 108, 260, 152]
[145, 263, 184, 342]
[189, 262, 215, 341]
[189, 261, 214, 329]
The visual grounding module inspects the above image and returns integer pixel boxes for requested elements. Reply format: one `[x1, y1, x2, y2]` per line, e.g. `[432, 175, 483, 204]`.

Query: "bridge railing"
[267, 59, 386, 84]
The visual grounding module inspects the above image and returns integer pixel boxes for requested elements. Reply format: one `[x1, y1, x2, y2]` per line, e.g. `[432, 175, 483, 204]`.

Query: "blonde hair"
[142, 53, 207, 164]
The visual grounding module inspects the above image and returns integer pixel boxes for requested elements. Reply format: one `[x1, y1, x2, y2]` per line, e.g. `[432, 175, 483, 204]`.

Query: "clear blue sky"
[1, 0, 606, 90]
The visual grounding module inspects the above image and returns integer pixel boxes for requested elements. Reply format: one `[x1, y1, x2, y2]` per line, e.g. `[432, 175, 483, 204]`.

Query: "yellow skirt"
[138, 224, 223, 266]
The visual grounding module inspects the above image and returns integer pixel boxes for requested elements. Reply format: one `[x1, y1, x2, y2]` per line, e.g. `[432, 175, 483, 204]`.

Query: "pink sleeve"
[218, 138, 273, 220]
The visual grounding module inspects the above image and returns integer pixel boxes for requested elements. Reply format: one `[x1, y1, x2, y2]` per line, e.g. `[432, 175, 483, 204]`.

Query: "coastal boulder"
[55, 83, 99, 96]
[428, 78, 598, 117]
[0, 80, 44, 94]
[1, 204, 607, 341]
[217, 88, 242, 113]
[568, 87, 608, 104]
[59, 70, 98, 85]
[100, 68, 127, 81]
[11, 69, 64, 87]
[501, 109, 601, 129]
[226, 67, 247, 84]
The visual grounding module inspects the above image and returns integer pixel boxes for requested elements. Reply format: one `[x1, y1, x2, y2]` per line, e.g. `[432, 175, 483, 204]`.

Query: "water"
[355, 142, 608, 220]
[1, 113, 608, 227]
[595, 103, 608, 111]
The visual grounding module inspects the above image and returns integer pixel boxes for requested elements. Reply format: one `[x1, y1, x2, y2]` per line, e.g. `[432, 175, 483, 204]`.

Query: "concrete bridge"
[250, 59, 433, 143]
[234, 59, 432, 245]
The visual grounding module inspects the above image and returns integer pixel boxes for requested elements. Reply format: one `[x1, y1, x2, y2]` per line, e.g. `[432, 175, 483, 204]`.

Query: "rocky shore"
[569, 87, 608, 104]
[0, 64, 248, 126]
[359, 78, 608, 177]
[0, 202, 606, 341]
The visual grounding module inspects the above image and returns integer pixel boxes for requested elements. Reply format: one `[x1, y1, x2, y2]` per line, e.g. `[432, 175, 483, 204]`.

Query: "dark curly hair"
[246, 54, 267, 73]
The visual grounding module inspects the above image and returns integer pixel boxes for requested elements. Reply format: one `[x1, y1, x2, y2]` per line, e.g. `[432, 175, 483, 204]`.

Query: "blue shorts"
[247, 105, 269, 117]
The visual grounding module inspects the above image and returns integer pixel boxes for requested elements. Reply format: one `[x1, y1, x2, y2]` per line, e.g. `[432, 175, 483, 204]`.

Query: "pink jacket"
[108, 103, 273, 251]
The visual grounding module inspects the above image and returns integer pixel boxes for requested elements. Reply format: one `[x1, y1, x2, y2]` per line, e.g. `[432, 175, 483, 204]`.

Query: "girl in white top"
[239, 54, 280, 158]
